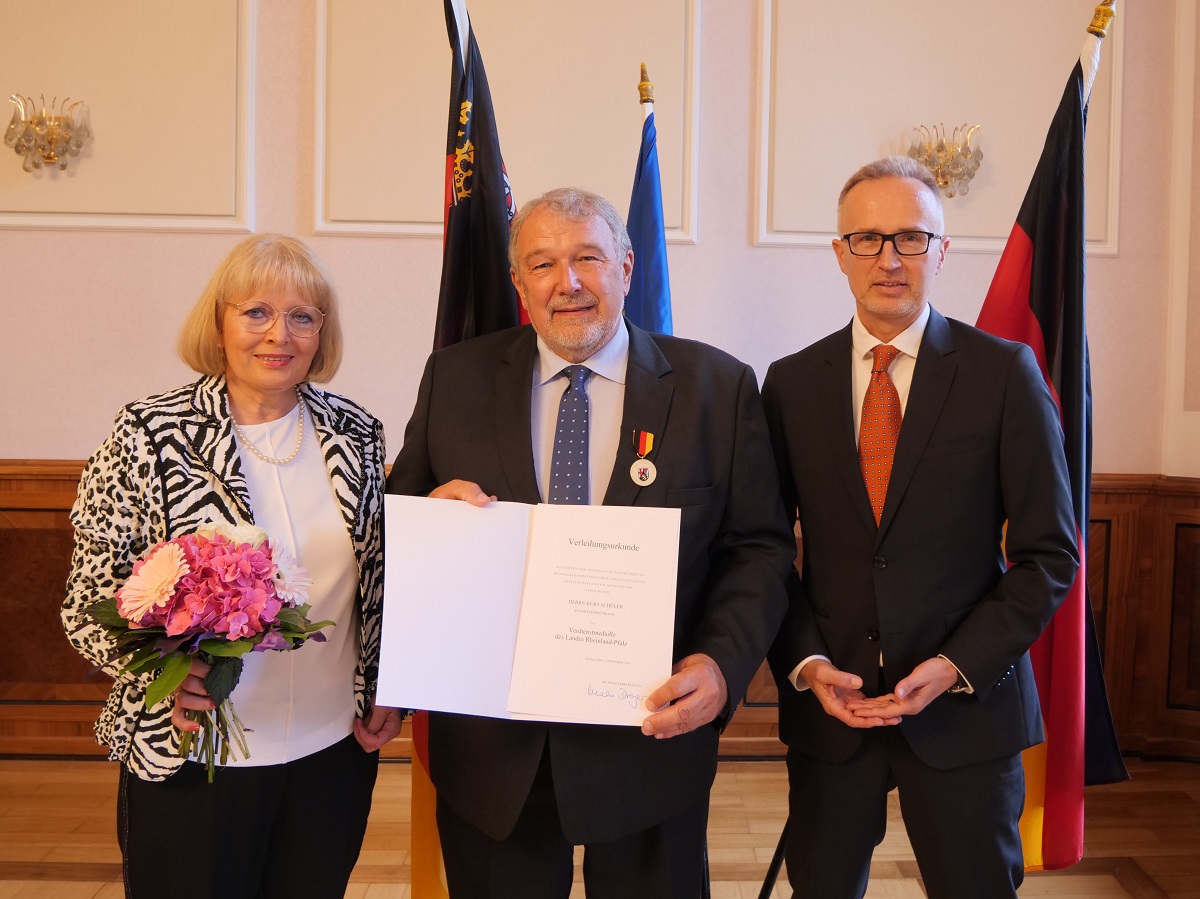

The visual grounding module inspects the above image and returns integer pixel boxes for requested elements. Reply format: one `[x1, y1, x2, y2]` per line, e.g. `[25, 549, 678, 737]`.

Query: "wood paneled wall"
[0, 461, 111, 756]
[1091, 476, 1200, 758]
[3, 462, 1198, 761]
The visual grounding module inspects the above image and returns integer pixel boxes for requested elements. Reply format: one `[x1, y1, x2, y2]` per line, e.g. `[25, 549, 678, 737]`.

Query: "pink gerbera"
[117, 542, 190, 624]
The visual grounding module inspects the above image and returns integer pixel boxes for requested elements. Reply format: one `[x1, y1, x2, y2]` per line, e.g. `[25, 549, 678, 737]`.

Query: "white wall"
[0, 0, 1191, 476]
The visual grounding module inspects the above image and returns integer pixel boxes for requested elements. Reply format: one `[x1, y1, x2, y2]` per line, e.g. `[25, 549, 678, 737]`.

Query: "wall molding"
[312, 0, 439, 238]
[674, 0, 702, 245]
[313, 0, 701, 244]
[0, 0, 256, 234]
[1163, 0, 1199, 477]
[752, 0, 1124, 256]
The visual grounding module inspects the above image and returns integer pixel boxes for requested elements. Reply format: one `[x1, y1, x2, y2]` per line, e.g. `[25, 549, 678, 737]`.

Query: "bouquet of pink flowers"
[89, 521, 333, 780]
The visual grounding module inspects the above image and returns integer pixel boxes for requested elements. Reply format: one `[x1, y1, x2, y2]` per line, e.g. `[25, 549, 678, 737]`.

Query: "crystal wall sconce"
[5, 95, 91, 172]
[906, 124, 982, 198]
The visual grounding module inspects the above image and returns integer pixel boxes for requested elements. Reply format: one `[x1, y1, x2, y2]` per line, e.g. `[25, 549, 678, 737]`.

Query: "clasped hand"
[801, 656, 960, 727]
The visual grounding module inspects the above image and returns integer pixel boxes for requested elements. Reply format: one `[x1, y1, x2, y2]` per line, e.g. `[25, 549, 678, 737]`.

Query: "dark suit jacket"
[762, 307, 1078, 770]
[387, 322, 795, 843]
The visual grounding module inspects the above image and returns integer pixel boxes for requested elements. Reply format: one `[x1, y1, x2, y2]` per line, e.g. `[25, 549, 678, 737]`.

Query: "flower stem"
[175, 702, 251, 782]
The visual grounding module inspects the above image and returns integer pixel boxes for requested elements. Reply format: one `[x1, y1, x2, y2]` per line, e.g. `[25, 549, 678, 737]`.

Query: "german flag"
[975, 1, 1128, 871]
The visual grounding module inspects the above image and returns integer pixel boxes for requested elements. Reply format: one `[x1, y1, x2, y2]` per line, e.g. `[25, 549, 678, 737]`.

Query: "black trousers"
[436, 746, 709, 899]
[784, 727, 1024, 899]
[118, 734, 379, 899]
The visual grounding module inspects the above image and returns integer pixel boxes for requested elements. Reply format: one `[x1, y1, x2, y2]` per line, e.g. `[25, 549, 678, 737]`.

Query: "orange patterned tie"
[859, 344, 902, 524]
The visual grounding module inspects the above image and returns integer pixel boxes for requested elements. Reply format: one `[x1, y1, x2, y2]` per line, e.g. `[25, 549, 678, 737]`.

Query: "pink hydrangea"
[116, 528, 308, 642]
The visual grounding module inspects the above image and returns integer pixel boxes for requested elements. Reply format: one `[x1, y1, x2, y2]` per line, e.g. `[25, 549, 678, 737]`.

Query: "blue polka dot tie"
[859, 345, 902, 524]
[548, 365, 592, 505]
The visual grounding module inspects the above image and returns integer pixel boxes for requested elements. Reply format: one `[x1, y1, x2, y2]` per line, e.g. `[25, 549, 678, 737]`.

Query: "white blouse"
[219, 401, 360, 766]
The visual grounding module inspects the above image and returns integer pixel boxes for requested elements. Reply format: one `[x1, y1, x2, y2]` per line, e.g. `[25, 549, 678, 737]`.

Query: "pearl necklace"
[231, 388, 306, 465]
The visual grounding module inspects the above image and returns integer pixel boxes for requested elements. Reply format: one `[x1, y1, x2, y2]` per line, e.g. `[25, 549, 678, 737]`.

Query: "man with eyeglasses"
[760, 156, 1078, 898]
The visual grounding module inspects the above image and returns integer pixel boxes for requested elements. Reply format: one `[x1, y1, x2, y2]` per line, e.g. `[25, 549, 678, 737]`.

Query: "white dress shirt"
[219, 402, 360, 765]
[789, 304, 932, 691]
[850, 302, 930, 432]
[531, 319, 630, 505]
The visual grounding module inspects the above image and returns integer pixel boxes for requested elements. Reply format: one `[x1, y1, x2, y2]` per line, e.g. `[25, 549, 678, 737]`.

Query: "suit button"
[873, 556, 887, 569]
[867, 628, 880, 641]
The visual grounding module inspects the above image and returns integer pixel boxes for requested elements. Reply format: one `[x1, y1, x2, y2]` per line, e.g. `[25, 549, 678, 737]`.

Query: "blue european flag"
[625, 112, 673, 335]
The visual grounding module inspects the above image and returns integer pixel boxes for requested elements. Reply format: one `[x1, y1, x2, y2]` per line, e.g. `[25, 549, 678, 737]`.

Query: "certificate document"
[506, 504, 680, 725]
[376, 495, 680, 726]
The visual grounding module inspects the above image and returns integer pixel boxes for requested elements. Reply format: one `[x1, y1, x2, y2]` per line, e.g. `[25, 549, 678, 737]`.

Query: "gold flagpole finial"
[1087, 0, 1116, 38]
[638, 63, 654, 104]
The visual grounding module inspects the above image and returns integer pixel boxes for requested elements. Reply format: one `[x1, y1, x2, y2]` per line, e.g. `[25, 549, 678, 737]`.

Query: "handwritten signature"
[587, 684, 644, 709]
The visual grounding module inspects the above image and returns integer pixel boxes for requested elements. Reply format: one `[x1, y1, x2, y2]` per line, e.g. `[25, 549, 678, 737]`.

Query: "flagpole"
[638, 63, 654, 122]
[448, 0, 468, 59]
[625, 64, 674, 334]
[1082, 0, 1115, 99]
[415, 5, 521, 894]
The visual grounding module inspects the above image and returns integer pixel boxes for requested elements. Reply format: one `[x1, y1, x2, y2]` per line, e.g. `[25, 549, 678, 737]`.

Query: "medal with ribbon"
[629, 430, 657, 486]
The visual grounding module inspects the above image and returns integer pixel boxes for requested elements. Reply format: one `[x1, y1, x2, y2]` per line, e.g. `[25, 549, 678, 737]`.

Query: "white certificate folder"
[377, 494, 680, 726]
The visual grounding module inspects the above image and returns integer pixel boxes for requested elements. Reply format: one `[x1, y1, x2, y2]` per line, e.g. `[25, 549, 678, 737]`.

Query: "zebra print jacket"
[62, 375, 386, 781]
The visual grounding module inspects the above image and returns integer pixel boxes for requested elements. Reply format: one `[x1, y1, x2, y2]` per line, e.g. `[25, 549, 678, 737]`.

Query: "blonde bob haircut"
[177, 234, 343, 382]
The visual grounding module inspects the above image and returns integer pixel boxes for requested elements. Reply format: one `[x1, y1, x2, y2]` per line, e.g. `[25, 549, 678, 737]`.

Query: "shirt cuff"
[938, 654, 974, 694]
[788, 655, 832, 691]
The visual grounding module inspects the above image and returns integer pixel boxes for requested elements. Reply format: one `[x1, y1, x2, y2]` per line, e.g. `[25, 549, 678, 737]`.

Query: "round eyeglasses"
[230, 301, 325, 337]
[841, 231, 943, 257]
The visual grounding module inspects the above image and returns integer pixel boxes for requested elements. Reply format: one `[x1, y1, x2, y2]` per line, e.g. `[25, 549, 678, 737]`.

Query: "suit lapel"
[821, 326, 877, 532]
[496, 331, 542, 503]
[878, 307, 957, 539]
[181, 376, 254, 523]
[603, 323, 673, 507]
[303, 385, 368, 538]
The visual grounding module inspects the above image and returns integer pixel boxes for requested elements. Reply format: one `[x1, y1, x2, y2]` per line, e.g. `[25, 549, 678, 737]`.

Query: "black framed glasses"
[231, 301, 325, 337]
[841, 231, 943, 257]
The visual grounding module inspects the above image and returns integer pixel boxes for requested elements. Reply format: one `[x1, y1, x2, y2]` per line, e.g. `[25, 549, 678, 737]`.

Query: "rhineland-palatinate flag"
[975, 0, 1128, 872]
[624, 64, 673, 335]
[433, 0, 521, 351]
[412, 5, 522, 897]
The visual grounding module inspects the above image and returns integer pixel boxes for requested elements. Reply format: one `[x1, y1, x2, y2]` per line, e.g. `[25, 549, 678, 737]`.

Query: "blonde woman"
[63, 234, 400, 898]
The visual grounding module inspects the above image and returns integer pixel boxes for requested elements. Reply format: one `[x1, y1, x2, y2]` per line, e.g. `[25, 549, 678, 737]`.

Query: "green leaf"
[124, 648, 169, 676]
[274, 603, 334, 636]
[115, 631, 163, 658]
[205, 657, 243, 707]
[273, 607, 309, 630]
[87, 599, 127, 628]
[198, 638, 255, 658]
[144, 654, 192, 708]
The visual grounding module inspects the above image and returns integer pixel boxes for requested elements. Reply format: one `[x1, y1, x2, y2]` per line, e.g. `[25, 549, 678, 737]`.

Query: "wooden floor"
[0, 757, 1196, 898]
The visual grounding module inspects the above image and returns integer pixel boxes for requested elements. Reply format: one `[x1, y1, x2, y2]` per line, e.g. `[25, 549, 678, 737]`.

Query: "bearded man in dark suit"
[386, 187, 795, 898]
[761, 157, 1079, 899]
